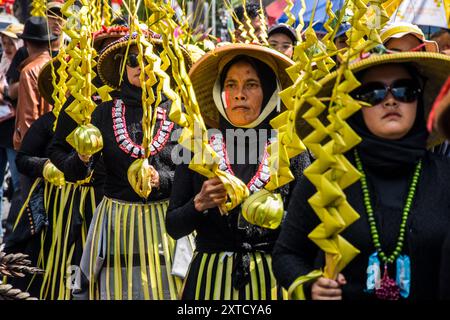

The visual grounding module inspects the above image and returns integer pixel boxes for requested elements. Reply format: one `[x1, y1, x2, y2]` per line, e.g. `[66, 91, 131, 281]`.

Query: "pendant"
[366, 252, 381, 292]
[396, 255, 411, 298]
[375, 265, 400, 300]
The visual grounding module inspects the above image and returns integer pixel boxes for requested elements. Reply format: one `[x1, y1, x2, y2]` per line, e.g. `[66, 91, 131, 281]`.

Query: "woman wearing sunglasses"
[64, 32, 192, 300]
[272, 51, 450, 300]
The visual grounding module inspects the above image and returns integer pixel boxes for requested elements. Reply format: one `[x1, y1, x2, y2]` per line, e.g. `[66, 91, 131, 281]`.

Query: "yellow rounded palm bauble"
[127, 158, 153, 199]
[241, 189, 284, 229]
[43, 161, 66, 187]
[72, 124, 104, 156]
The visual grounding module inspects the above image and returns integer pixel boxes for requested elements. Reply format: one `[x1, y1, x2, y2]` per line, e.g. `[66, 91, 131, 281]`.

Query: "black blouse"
[165, 150, 311, 253]
[16, 112, 55, 178]
[48, 95, 108, 188]
[60, 97, 178, 202]
[440, 225, 450, 299]
[272, 151, 450, 300]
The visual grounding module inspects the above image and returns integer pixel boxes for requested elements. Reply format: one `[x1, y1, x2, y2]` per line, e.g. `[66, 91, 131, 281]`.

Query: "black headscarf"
[120, 74, 143, 108]
[217, 55, 280, 290]
[218, 55, 278, 183]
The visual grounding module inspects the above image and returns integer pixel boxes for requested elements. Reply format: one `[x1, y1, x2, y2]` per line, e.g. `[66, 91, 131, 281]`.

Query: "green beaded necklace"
[354, 149, 422, 265]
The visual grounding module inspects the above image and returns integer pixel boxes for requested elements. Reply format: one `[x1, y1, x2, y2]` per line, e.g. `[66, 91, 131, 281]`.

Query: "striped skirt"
[11, 180, 96, 300]
[72, 197, 183, 300]
[39, 183, 96, 300]
[181, 251, 288, 300]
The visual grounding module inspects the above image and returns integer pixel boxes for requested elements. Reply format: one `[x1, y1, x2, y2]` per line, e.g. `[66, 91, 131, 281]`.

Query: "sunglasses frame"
[352, 78, 422, 107]
[126, 53, 140, 68]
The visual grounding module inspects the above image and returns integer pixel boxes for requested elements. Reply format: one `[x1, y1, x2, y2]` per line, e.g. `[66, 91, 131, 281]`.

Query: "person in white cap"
[380, 22, 439, 53]
[267, 23, 297, 58]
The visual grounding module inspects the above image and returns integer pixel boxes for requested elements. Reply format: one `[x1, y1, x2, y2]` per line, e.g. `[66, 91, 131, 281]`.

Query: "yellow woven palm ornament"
[42, 161, 66, 187]
[282, 0, 391, 299]
[62, 1, 104, 157]
[127, 158, 153, 199]
[241, 189, 284, 229]
[31, 0, 46, 17]
[66, 124, 103, 156]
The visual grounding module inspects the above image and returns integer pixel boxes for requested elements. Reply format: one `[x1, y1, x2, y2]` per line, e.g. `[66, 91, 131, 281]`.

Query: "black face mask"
[120, 73, 143, 108]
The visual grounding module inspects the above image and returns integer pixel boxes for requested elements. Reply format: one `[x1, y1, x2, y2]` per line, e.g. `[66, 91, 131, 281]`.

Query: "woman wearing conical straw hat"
[273, 51, 450, 300]
[66, 31, 192, 300]
[166, 43, 311, 300]
[16, 25, 129, 300]
[2, 27, 126, 299]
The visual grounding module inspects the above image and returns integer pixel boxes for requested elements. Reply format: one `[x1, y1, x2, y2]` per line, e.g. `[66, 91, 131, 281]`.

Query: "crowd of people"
[0, 0, 450, 301]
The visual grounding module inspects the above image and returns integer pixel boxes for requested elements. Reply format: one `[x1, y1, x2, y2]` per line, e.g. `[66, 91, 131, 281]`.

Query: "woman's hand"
[78, 153, 91, 164]
[194, 177, 227, 212]
[311, 274, 347, 300]
[149, 165, 160, 188]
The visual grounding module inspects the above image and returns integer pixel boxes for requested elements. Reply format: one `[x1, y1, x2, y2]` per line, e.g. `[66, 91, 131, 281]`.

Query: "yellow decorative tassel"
[144, 0, 251, 213]
[283, 0, 296, 27]
[61, 1, 103, 158]
[280, 0, 392, 286]
[127, 159, 153, 199]
[66, 124, 103, 157]
[31, 0, 46, 17]
[102, 0, 112, 26]
[43, 161, 66, 187]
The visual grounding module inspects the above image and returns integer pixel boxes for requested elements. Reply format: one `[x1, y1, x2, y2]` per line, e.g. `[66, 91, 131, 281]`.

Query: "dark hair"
[220, 55, 277, 108]
[431, 28, 450, 40]
[234, 2, 261, 28]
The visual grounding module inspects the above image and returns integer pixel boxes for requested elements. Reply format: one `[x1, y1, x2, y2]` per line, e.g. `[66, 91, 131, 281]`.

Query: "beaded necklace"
[354, 149, 422, 300]
[112, 99, 174, 158]
[209, 132, 273, 193]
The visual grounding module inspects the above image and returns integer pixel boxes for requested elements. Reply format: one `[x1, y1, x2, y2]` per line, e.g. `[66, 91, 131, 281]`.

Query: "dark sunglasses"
[126, 53, 140, 68]
[351, 79, 422, 106]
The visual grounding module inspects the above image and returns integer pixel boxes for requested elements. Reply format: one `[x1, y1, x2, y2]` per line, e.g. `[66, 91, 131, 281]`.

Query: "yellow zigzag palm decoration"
[242, 0, 260, 43]
[288, 0, 389, 299]
[62, 1, 103, 158]
[102, 0, 112, 26]
[90, 0, 103, 32]
[266, 0, 309, 191]
[124, 12, 165, 199]
[284, 0, 296, 26]
[302, 67, 362, 280]
[143, 0, 249, 214]
[31, 0, 46, 17]
[258, 0, 269, 45]
[51, 46, 69, 131]
[343, 0, 389, 61]
[224, 0, 252, 44]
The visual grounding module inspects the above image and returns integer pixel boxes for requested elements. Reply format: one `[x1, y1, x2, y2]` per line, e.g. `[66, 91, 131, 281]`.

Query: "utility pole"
[211, 0, 216, 36]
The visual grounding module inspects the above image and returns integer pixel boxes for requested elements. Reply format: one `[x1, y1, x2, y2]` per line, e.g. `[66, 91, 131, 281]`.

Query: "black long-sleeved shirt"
[273, 151, 450, 300]
[166, 150, 311, 252]
[48, 95, 107, 188]
[60, 97, 178, 202]
[440, 225, 450, 299]
[16, 112, 55, 178]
